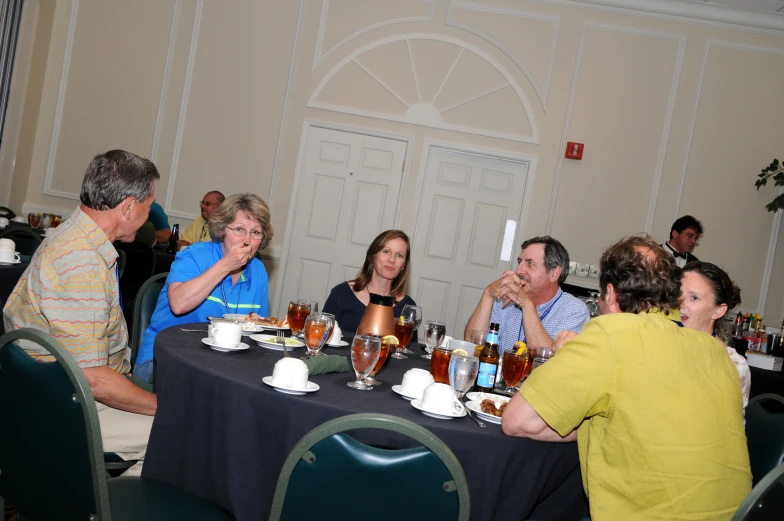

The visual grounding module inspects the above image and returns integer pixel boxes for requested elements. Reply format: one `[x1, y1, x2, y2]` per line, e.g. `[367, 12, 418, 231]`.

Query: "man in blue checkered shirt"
[464, 236, 589, 354]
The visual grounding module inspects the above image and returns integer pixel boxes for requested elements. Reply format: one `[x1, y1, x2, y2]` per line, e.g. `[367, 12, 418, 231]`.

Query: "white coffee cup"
[11, 216, 25, 223]
[271, 358, 309, 390]
[0, 217, 8, 227]
[420, 383, 465, 416]
[208, 318, 243, 347]
[400, 368, 435, 399]
[0, 250, 20, 263]
[0, 238, 14, 250]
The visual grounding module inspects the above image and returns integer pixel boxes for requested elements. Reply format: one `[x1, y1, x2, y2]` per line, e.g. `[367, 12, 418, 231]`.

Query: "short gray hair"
[521, 236, 570, 286]
[208, 193, 274, 246]
[80, 150, 160, 210]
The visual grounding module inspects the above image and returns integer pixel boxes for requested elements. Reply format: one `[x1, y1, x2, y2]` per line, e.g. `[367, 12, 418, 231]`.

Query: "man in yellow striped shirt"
[3, 150, 160, 476]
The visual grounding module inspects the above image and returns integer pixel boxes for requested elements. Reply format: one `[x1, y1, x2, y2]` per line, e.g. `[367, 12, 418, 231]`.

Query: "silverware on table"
[463, 395, 486, 428]
[278, 330, 290, 358]
[180, 328, 207, 332]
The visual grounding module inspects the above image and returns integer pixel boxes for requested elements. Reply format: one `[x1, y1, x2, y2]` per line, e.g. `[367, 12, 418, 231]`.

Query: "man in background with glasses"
[178, 190, 225, 249]
[662, 215, 702, 267]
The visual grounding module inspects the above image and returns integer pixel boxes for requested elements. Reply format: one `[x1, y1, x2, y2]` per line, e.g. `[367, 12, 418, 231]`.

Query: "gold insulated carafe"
[356, 293, 395, 338]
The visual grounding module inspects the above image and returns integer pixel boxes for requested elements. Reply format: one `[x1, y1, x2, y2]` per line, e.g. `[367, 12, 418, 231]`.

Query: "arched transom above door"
[308, 34, 539, 144]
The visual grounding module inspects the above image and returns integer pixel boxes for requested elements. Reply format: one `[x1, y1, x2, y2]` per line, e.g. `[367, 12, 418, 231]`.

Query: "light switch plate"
[576, 263, 590, 277]
[569, 261, 577, 275]
[589, 265, 600, 279]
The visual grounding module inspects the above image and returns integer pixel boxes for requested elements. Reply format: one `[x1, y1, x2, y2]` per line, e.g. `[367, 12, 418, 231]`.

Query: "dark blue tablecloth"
[143, 325, 587, 521]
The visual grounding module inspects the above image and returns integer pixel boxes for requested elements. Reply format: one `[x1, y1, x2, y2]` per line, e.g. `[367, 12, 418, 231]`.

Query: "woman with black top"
[323, 229, 417, 340]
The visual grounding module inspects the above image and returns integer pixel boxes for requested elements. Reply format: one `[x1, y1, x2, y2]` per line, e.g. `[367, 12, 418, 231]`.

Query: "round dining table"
[143, 325, 588, 521]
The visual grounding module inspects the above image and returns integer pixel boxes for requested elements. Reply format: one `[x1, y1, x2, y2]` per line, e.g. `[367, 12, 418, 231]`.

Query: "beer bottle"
[732, 311, 744, 340]
[477, 322, 500, 393]
[167, 223, 180, 254]
[742, 313, 751, 332]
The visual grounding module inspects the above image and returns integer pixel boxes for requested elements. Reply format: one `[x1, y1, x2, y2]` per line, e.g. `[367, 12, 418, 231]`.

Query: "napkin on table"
[303, 355, 350, 375]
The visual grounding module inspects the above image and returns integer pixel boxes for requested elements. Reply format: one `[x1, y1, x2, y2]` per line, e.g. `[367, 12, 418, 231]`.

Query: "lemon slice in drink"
[515, 341, 527, 355]
[381, 335, 399, 346]
[452, 348, 469, 357]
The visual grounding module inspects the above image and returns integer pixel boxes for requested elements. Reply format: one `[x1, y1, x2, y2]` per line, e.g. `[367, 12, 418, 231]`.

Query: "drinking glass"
[27, 212, 42, 228]
[390, 317, 415, 359]
[41, 213, 54, 228]
[430, 345, 453, 384]
[51, 215, 63, 228]
[422, 320, 446, 360]
[303, 312, 333, 357]
[348, 334, 381, 390]
[400, 304, 422, 355]
[470, 329, 486, 358]
[364, 334, 389, 386]
[288, 299, 313, 337]
[448, 354, 480, 399]
[501, 350, 530, 393]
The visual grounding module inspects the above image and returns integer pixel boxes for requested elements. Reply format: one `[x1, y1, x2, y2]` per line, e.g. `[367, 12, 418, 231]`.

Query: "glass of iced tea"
[364, 334, 389, 386]
[430, 345, 452, 384]
[303, 312, 333, 357]
[470, 329, 486, 358]
[348, 334, 381, 390]
[287, 299, 313, 337]
[390, 317, 415, 359]
[27, 212, 42, 228]
[501, 350, 530, 392]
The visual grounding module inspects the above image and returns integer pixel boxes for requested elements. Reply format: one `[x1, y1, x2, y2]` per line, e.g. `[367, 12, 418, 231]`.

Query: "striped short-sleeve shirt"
[2, 207, 130, 374]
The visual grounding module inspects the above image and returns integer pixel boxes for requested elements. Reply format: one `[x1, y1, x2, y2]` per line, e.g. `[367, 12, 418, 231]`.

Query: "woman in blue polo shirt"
[134, 193, 273, 382]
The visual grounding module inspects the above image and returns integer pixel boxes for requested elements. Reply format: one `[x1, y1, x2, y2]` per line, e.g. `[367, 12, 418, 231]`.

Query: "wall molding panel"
[312, 0, 436, 72]
[545, 22, 684, 234]
[446, 1, 560, 110]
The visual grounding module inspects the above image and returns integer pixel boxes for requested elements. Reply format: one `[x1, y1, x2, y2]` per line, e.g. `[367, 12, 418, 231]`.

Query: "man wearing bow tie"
[662, 215, 702, 268]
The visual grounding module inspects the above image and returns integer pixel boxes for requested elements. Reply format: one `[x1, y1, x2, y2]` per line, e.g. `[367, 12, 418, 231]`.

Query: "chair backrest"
[746, 393, 784, 485]
[0, 328, 111, 520]
[114, 241, 156, 305]
[0, 206, 16, 220]
[731, 461, 784, 521]
[131, 272, 168, 369]
[269, 413, 470, 521]
[0, 227, 42, 256]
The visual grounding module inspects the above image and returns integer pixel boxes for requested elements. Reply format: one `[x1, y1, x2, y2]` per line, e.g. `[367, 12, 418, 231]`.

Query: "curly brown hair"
[599, 235, 682, 314]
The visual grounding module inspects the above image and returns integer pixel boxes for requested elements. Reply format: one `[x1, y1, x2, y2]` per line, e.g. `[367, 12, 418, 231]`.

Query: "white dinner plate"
[410, 399, 466, 420]
[200, 338, 250, 352]
[326, 340, 349, 347]
[465, 397, 510, 425]
[465, 392, 509, 403]
[223, 313, 249, 321]
[249, 334, 304, 351]
[0, 259, 21, 265]
[262, 376, 319, 395]
[391, 385, 418, 401]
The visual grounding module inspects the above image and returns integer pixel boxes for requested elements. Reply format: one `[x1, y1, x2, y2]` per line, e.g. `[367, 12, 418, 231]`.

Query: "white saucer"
[262, 376, 319, 395]
[465, 391, 509, 403]
[411, 399, 466, 419]
[391, 385, 418, 401]
[200, 338, 249, 352]
[0, 259, 21, 265]
[327, 340, 349, 347]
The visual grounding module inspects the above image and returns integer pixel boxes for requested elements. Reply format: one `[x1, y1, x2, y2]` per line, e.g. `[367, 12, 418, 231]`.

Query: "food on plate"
[246, 312, 288, 328]
[480, 398, 506, 417]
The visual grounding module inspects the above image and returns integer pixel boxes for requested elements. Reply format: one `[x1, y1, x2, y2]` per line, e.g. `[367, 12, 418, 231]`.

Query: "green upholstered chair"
[0, 328, 235, 521]
[0, 226, 42, 257]
[731, 462, 784, 521]
[746, 394, 784, 486]
[130, 272, 167, 372]
[269, 413, 470, 521]
[135, 220, 157, 248]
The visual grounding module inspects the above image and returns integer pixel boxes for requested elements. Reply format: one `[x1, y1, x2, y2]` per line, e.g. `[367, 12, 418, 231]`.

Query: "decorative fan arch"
[308, 34, 539, 143]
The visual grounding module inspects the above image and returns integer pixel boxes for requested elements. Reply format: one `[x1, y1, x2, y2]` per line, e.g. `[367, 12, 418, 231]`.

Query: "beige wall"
[2, 0, 784, 322]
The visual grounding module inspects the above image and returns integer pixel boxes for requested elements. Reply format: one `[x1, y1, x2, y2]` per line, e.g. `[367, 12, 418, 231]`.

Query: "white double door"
[278, 127, 530, 339]
[408, 147, 530, 338]
[276, 126, 407, 317]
